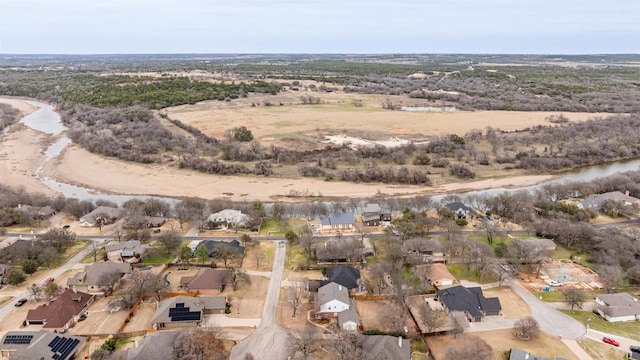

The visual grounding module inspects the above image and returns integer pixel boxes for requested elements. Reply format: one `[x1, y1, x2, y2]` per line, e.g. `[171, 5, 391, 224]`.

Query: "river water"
[7, 99, 640, 205]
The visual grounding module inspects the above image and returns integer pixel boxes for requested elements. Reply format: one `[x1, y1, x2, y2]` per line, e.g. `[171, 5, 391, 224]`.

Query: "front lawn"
[446, 263, 498, 284]
[561, 310, 640, 341]
[258, 218, 308, 236]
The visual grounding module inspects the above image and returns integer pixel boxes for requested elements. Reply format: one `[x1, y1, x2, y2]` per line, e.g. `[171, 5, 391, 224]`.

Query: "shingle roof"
[126, 331, 178, 360]
[105, 240, 142, 253]
[363, 204, 381, 214]
[444, 202, 473, 212]
[1, 330, 84, 360]
[317, 282, 350, 307]
[180, 268, 227, 291]
[509, 348, 568, 360]
[200, 239, 245, 256]
[80, 206, 123, 225]
[580, 191, 640, 210]
[321, 212, 355, 226]
[26, 289, 93, 329]
[597, 293, 640, 317]
[322, 266, 361, 290]
[207, 209, 249, 225]
[361, 335, 411, 360]
[338, 299, 360, 327]
[67, 262, 131, 287]
[436, 285, 501, 319]
[151, 296, 226, 325]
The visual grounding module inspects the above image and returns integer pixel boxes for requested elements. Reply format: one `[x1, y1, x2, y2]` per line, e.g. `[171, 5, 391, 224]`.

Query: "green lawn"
[561, 310, 640, 341]
[258, 218, 308, 236]
[534, 289, 604, 303]
[141, 246, 175, 264]
[52, 240, 91, 267]
[446, 263, 498, 284]
[577, 338, 626, 360]
[286, 243, 311, 269]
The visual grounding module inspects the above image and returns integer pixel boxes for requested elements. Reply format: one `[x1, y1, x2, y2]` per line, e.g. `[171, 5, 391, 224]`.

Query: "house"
[315, 282, 361, 330]
[0, 330, 84, 360]
[67, 262, 131, 293]
[180, 268, 228, 295]
[595, 293, 640, 322]
[16, 205, 56, 220]
[125, 331, 178, 360]
[361, 335, 411, 360]
[105, 240, 148, 262]
[151, 296, 226, 329]
[206, 209, 250, 228]
[509, 348, 568, 360]
[320, 266, 362, 291]
[362, 203, 382, 226]
[187, 240, 203, 252]
[198, 239, 245, 258]
[26, 288, 94, 332]
[422, 263, 457, 289]
[579, 191, 640, 210]
[444, 202, 474, 219]
[79, 206, 123, 227]
[124, 216, 165, 229]
[436, 285, 502, 322]
[320, 212, 356, 230]
[521, 237, 557, 251]
[315, 282, 350, 318]
[315, 238, 363, 264]
[403, 238, 446, 263]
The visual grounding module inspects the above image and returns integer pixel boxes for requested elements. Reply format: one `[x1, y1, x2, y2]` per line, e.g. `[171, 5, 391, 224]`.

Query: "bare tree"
[382, 303, 406, 333]
[328, 330, 363, 360]
[420, 302, 447, 333]
[97, 271, 124, 295]
[174, 328, 229, 360]
[226, 268, 250, 291]
[444, 336, 491, 360]
[29, 283, 42, 301]
[157, 230, 181, 255]
[287, 324, 320, 360]
[478, 217, 501, 244]
[598, 264, 624, 293]
[513, 316, 540, 339]
[288, 284, 304, 317]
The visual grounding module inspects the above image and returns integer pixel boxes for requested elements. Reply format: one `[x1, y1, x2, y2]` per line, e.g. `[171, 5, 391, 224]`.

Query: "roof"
[315, 238, 361, 262]
[80, 206, 123, 225]
[67, 262, 131, 287]
[207, 209, 249, 224]
[444, 202, 474, 212]
[0, 330, 84, 360]
[509, 348, 568, 360]
[580, 191, 640, 209]
[321, 212, 356, 226]
[596, 293, 640, 317]
[436, 285, 501, 319]
[200, 239, 245, 256]
[180, 268, 227, 290]
[27, 288, 93, 329]
[322, 266, 361, 290]
[361, 335, 411, 360]
[338, 298, 360, 326]
[363, 203, 381, 214]
[17, 205, 55, 218]
[403, 238, 444, 254]
[126, 331, 178, 360]
[151, 296, 226, 324]
[105, 240, 142, 253]
[316, 282, 350, 307]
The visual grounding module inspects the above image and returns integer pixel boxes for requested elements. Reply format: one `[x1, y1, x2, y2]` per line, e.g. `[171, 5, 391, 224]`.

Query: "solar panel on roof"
[3, 335, 34, 345]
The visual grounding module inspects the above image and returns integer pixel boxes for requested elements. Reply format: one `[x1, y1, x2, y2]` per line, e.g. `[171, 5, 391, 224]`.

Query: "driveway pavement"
[230, 240, 289, 360]
[511, 280, 586, 340]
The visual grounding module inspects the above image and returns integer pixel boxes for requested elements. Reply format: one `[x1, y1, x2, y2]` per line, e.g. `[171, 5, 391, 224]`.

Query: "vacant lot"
[224, 275, 269, 319]
[243, 242, 275, 271]
[123, 299, 156, 332]
[483, 287, 530, 319]
[426, 329, 578, 360]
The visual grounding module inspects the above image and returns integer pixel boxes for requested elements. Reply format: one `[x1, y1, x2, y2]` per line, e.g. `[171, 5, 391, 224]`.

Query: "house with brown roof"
[180, 268, 227, 295]
[26, 289, 94, 332]
[67, 262, 131, 294]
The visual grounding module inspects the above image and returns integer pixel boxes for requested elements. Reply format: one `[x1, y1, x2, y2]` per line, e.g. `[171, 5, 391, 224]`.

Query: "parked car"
[548, 280, 562, 286]
[14, 298, 27, 307]
[602, 337, 620, 347]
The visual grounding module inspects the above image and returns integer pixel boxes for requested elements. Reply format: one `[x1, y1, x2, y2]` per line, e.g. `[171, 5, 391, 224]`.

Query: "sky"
[1, 0, 639, 54]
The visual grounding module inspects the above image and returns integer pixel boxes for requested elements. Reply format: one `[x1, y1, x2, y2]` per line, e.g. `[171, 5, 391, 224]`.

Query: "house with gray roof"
[509, 348, 568, 360]
[151, 296, 226, 329]
[79, 206, 124, 227]
[207, 209, 250, 228]
[321, 212, 356, 230]
[16, 205, 56, 220]
[579, 191, 640, 211]
[180, 268, 228, 295]
[67, 262, 131, 293]
[444, 202, 475, 219]
[361, 335, 411, 360]
[436, 285, 501, 322]
[595, 293, 640, 322]
[0, 330, 84, 360]
[105, 240, 148, 262]
[362, 203, 383, 226]
[126, 331, 178, 360]
[314, 282, 361, 330]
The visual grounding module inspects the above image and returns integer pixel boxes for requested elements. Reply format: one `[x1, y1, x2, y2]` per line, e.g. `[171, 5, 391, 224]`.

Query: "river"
[7, 98, 640, 205]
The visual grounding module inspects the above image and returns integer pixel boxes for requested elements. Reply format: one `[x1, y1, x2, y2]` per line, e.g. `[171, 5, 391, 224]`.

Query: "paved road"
[230, 241, 289, 360]
[0, 239, 100, 321]
[586, 328, 640, 352]
[510, 280, 586, 340]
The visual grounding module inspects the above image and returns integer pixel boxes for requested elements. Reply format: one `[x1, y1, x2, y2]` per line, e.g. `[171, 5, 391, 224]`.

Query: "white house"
[595, 293, 640, 322]
[207, 209, 250, 228]
[314, 282, 361, 331]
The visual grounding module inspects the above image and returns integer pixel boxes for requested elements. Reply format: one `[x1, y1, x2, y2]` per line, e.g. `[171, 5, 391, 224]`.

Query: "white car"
[548, 280, 562, 286]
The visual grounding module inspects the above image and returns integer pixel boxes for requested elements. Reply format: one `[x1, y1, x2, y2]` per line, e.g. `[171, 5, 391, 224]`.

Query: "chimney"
[525, 354, 529, 359]
[338, 285, 342, 291]
[398, 336, 402, 347]
[626, 190, 630, 196]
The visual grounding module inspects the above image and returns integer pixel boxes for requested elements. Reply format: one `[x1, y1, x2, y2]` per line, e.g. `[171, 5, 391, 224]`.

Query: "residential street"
[230, 241, 289, 360]
[510, 280, 586, 339]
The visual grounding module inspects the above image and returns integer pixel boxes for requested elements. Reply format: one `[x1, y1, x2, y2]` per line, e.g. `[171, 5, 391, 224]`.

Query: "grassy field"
[562, 310, 640, 341]
[577, 338, 626, 360]
[446, 263, 498, 284]
[258, 218, 308, 236]
[52, 240, 90, 267]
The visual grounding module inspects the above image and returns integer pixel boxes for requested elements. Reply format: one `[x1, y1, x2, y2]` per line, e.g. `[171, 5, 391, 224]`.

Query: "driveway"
[230, 240, 289, 360]
[511, 280, 586, 340]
